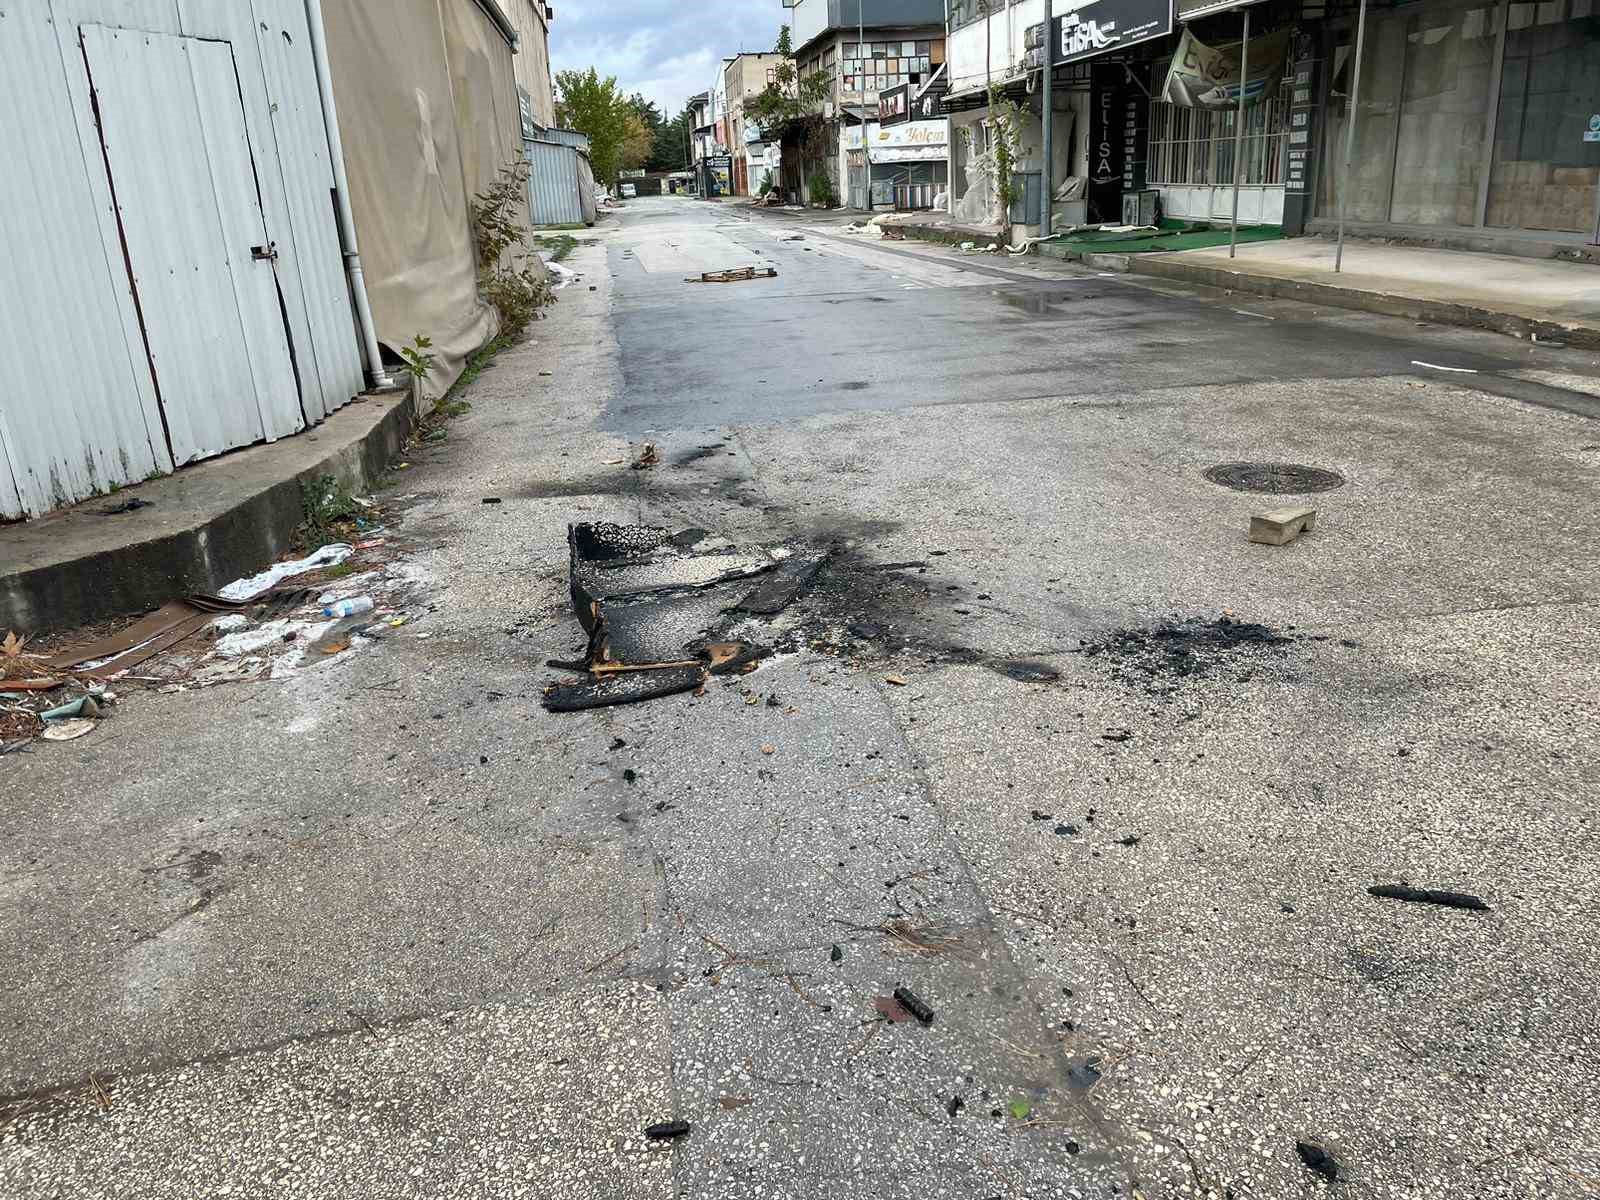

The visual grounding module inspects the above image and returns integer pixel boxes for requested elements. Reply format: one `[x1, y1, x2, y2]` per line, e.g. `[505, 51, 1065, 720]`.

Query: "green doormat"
[1052, 221, 1284, 255]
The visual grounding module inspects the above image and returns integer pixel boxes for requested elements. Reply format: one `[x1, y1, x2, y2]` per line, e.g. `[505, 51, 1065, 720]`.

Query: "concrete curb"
[1035, 242, 1135, 272]
[897, 224, 1007, 250]
[1125, 256, 1600, 349]
[0, 389, 415, 635]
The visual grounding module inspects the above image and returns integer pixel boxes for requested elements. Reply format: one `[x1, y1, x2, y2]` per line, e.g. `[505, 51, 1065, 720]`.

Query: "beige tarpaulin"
[441, 0, 528, 239]
[323, 0, 541, 395]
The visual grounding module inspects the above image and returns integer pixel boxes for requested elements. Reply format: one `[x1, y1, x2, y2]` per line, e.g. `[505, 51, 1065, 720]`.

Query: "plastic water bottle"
[322, 597, 374, 619]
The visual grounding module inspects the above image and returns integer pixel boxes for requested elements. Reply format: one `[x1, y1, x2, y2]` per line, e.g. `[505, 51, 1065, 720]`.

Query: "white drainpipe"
[304, 0, 395, 389]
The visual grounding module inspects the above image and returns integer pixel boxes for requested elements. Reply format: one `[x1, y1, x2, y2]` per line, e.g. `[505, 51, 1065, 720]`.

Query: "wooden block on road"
[687, 266, 779, 284]
[1249, 507, 1318, 546]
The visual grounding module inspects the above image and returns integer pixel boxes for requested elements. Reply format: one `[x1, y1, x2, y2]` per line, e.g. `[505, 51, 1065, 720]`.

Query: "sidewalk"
[0, 389, 413, 635]
[1128, 236, 1600, 347]
[877, 209, 1006, 245]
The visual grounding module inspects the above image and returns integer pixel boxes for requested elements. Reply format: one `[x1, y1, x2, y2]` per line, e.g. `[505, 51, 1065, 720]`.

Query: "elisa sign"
[1052, 0, 1174, 65]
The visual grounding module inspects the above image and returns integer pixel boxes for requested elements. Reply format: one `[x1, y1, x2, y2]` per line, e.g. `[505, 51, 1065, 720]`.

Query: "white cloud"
[547, 0, 784, 114]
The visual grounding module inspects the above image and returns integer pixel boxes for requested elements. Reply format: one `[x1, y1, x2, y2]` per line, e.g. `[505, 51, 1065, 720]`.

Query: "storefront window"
[1150, 95, 1292, 187]
[1387, 4, 1499, 224]
[1321, 0, 1599, 234]
[1486, 0, 1600, 230]
[1319, 14, 1410, 222]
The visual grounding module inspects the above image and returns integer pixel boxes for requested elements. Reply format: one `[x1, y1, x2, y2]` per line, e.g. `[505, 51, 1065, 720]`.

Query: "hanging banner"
[879, 83, 911, 126]
[1160, 26, 1292, 109]
[1052, 0, 1174, 66]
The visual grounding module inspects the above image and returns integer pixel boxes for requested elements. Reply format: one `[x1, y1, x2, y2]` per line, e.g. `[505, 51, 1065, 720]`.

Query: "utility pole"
[1228, 7, 1250, 257]
[1335, 0, 1370, 272]
[1040, 16, 1053, 232]
[859, 0, 868, 210]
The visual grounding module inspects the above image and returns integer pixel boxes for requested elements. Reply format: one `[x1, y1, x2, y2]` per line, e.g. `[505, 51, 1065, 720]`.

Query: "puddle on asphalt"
[994, 289, 1082, 316]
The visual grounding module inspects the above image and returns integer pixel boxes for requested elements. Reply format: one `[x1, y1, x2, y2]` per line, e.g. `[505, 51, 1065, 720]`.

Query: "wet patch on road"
[673, 442, 732, 466]
[994, 289, 1087, 316]
[513, 477, 640, 499]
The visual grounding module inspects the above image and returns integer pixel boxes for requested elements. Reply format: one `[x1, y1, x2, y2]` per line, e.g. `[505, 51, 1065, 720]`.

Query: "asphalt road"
[4, 195, 1600, 1200]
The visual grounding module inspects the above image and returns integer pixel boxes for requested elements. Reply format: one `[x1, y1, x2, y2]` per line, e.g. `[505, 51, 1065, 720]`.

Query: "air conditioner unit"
[1122, 189, 1159, 226]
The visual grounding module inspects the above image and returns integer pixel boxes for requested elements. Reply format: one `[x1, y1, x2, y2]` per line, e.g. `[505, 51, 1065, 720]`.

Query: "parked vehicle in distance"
[620, 183, 637, 199]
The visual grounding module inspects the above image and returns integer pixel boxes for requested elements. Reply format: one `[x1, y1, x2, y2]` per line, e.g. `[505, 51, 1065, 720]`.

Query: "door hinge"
[250, 242, 279, 261]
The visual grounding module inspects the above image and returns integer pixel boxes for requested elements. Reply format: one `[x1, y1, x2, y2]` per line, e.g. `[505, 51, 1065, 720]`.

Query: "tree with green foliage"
[555, 68, 635, 186]
[626, 92, 663, 131]
[743, 26, 833, 197]
[652, 105, 693, 173]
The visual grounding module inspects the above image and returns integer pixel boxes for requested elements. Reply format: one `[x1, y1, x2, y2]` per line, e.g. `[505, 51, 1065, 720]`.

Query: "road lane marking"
[1412, 360, 1478, 373]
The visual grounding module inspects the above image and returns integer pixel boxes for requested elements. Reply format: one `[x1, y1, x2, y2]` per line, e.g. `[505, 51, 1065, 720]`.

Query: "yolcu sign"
[1052, 0, 1174, 66]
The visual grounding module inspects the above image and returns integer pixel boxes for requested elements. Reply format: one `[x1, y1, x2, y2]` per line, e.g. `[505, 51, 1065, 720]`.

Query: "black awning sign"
[1052, 0, 1174, 66]
[913, 78, 949, 121]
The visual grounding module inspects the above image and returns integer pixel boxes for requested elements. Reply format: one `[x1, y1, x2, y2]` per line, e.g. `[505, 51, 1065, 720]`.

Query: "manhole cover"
[1203, 462, 1345, 494]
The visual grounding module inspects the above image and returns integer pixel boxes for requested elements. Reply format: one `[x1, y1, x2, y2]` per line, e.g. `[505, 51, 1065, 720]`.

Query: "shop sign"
[1586, 114, 1600, 143]
[843, 120, 947, 151]
[518, 88, 537, 140]
[1284, 56, 1317, 196]
[1088, 61, 1126, 224]
[703, 153, 732, 197]
[1121, 64, 1150, 196]
[1051, 0, 1173, 66]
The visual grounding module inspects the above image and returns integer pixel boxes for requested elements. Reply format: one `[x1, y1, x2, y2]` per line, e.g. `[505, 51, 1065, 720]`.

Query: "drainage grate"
[1203, 462, 1346, 494]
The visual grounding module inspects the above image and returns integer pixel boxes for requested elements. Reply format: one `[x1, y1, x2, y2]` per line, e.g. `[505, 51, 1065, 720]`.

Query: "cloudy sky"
[547, 1, 786, 116]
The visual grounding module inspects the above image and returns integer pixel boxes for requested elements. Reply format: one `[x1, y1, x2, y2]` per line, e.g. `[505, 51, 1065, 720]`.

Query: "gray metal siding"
[0, 0, 365, 518]
[81, 25, 301, 460]
[541, 126, 591, 151]
[526, 138, 587, 226]
[243, 0, 364, 420]
[0, 2, 171, 518]
[825, 0, 946, 32]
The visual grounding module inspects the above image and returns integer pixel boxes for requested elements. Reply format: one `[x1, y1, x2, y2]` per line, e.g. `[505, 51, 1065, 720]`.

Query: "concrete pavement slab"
[5, 196, 1600, 1200]
[1, 985, 674, 1200]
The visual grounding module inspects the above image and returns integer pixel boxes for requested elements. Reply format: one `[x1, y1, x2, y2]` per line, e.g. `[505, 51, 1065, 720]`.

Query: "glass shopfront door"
[1319, 0, 1600, 236]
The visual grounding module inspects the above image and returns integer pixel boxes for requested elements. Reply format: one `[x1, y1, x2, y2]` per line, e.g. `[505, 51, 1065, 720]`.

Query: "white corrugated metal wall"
[0, 1, 170, 516]
[0, 0, 364, 519]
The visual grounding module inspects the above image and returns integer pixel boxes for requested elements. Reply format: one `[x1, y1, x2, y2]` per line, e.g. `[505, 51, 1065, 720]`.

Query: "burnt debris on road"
[542, 521, 827, 710]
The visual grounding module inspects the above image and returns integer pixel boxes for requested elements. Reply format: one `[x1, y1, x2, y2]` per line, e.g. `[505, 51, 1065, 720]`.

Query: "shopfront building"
[1312, 0, 1600, 242]
[1143, 0, 1299, 226]
[844, 119, 951, 209]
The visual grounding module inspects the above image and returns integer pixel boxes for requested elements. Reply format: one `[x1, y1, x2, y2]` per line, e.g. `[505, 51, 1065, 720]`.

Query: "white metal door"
[0, 429, 20, 519]
[81, 25, 303, 463]
[247, 2, 365, 418]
